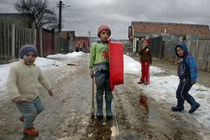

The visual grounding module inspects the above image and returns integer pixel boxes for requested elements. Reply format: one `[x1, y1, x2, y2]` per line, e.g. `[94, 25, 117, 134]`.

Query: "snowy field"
[123, 55, 210, 130]
[0, 52, 210, 130]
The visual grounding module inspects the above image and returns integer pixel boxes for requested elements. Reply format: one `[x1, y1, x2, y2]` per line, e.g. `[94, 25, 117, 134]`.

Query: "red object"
[19, 115, 24, 122]
[140, 61, 150, 83]
[23, 127, 39, 136]
[142, 38, 149, 44]
[108, 40, 124, 91]
[140, 95, 148, 109]
[36, 29, 54, 57]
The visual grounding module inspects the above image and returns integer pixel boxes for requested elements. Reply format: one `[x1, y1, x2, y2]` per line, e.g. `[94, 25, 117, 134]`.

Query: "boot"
[171, 99, 184, 111]
[106, 100, 113, 120]
[137, 81, 144, 84]
[23, 127, 39, 137]
[186, 96, 200, 113]
[96, 99, 103, 119]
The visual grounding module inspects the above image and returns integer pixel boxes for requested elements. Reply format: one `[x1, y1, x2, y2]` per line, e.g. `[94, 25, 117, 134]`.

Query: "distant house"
[75, 36, 90, 53]
[59, 31, 75, 41]
[0, 13, 35, 29]
[89, 37, 100, 47]
[128, 21, 210, 52]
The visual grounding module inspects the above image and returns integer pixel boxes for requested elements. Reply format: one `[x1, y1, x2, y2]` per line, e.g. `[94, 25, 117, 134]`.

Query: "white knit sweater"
[7, 59, 51, 101]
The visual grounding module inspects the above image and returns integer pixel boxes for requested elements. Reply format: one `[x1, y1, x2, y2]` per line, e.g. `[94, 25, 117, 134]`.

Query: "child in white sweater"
[7, 44, 53, 137]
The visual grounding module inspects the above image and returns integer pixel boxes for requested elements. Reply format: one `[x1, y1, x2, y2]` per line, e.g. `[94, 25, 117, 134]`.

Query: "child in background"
[138, 38, 152, 85]
[7, 44, 53, 137]
[89, 24, 113, 120]
[171, 42, 200, 113]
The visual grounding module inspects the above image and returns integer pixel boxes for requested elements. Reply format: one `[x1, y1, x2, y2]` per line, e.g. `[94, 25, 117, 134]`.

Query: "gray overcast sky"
[0, 0, 210, 39]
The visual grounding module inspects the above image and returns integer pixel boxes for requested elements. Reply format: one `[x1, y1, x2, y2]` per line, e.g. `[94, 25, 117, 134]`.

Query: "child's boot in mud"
[186, 96, 200, 113]
[96, 99, 103, 119]
[106, 100, 113, 120]
[23, 127, 39, 137]
[171, 99, 184, 111]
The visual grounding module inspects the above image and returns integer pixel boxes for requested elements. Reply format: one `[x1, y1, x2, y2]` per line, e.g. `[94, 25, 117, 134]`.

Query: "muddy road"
[0, 54, 209, 140]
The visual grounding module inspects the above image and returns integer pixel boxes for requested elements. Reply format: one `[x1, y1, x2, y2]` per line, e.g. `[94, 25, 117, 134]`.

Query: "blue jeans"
[16, 96, 44, 128]
[95, 70, 113, 101]
[176, 80, 194, 105]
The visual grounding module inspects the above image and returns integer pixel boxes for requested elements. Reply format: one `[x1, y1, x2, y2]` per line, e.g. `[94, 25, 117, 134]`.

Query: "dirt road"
[0, 54, 209, 140]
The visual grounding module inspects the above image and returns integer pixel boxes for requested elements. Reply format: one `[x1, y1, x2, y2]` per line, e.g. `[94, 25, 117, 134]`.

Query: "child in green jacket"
[89, 24, 113, 120]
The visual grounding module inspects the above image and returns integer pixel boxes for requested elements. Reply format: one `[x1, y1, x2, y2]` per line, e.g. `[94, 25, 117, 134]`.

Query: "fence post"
[133, 38, 139, 52]
[39, 29, 43, 57]
[11, 24, 15, 59]
[34, 29, 36, 47]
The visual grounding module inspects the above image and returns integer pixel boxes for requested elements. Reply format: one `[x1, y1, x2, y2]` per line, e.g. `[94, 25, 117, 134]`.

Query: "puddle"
[111, 122, 120, 140]
[139, 94, 148, 109]
[111, 125, 119, 137]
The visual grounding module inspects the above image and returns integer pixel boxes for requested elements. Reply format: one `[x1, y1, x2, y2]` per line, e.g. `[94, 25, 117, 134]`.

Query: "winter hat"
[142, 38, 149, 44]
[97, 24, 111, 37]
[19, 44, 38, 58]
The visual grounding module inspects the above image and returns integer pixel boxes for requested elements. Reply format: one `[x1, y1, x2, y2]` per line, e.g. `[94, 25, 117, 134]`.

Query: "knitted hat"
[19, 44, 38, 58]
[97, 24, 111, 37]
[142, 38, 149, 44]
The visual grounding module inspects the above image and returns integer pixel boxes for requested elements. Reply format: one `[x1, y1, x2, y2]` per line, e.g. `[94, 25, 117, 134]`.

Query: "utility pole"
[57, 1, 70, 32]
[88, 31, 91, 38]
[58, 0, 63, 32]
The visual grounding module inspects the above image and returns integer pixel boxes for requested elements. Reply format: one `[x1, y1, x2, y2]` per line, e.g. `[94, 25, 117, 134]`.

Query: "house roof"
[132, 21, 210, 35]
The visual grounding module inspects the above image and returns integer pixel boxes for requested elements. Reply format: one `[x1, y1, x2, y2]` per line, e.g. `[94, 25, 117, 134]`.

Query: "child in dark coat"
[171, 42, 200, 113]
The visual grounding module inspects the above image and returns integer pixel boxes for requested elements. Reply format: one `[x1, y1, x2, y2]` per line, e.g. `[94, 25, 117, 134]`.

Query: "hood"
[175, 42, 188, 57]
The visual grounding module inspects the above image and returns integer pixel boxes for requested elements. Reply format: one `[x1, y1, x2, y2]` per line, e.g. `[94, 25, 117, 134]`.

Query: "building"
[58, 31, 76, 53]
[128, 21, 210, 52]
[59, 31, 75, 41]
[75, 36, 90, 53]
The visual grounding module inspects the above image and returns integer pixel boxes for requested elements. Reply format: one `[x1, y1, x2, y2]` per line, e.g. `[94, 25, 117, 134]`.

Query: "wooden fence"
[1, 22, 73, 64]
[163, 40, 179, 61]
[186, 40, 210, 72]
[0, 22, 34, 62]
[149, 36, 164, 59]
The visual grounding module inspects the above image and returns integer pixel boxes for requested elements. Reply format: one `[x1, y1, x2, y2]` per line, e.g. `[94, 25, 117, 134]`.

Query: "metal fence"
[54, 34, 70, 54]
[69, 41, 76, 52]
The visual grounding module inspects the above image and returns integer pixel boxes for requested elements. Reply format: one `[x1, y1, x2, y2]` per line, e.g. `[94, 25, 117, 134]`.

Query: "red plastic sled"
[108, 40, 124, 91]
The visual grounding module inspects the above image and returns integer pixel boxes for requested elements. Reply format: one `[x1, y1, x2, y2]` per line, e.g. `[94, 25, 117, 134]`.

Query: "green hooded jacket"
[89, 41, 109, 71]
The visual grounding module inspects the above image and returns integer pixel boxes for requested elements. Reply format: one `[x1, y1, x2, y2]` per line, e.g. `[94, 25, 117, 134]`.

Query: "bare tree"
[15, 0, 57, 30]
